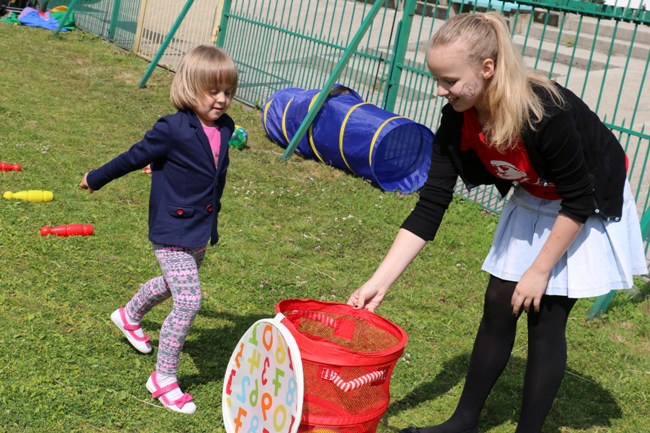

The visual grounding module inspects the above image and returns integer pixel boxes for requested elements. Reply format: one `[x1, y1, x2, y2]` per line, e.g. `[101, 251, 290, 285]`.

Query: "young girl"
[80, 45, 238, 414]
[347, 12, 646, 433]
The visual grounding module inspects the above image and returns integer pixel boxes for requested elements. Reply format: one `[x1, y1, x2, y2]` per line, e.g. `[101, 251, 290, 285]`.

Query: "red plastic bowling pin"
[0, 162, 21, 171]
[40, 224, 95, 237]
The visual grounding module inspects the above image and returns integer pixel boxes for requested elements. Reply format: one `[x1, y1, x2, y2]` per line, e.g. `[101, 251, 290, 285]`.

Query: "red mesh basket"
[275, 299, 408, 433]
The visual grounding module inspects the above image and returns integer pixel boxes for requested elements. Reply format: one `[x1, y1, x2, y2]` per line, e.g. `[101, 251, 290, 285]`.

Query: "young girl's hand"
[511, 268, 550, 314]
[79, 172, 94, 193]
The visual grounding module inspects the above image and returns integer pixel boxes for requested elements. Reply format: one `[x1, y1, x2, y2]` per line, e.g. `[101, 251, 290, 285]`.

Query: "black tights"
[419, 276, 577, 433]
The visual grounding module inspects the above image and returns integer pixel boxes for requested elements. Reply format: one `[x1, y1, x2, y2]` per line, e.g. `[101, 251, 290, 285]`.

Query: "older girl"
[348, 12, 646, 433]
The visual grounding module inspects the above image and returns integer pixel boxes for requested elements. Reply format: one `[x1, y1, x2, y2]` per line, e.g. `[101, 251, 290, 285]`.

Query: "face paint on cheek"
[461, 81, 479, 98]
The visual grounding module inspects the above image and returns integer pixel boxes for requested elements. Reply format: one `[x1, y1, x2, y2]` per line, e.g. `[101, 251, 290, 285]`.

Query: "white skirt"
[482, 181, 648, 298]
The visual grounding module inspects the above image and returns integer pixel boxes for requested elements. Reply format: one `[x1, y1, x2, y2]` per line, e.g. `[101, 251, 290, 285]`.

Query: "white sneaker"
[146, 371, 196, 414]
[110, 308, 152, 354]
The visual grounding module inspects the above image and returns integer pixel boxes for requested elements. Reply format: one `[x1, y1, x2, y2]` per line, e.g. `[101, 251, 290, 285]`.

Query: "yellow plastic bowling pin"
[3, 190, 54, 202]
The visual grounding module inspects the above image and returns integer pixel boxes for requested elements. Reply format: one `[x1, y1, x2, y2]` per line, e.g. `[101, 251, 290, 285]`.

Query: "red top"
[461, 109, 561, 200]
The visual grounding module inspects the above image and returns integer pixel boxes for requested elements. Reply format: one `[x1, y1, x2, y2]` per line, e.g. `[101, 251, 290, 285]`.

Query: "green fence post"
[138, 0, 195, 89]
[53, 0, 78, 36]
[108, 0, 122, 41]
[281, 0, 387, 160]
[587, 291, 617, 320]
[216, 0, 232, 48]
[383, 0, 417, 112]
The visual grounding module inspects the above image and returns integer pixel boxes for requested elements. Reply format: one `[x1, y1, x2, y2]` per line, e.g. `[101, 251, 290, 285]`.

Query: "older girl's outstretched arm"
[347, 228, 427, 312]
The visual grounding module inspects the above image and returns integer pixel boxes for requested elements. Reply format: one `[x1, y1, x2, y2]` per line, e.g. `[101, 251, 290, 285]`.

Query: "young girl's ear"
[482, 58, 495, 79]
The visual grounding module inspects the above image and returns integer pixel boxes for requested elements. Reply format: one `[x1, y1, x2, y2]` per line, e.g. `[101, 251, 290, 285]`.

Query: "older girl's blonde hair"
[428, 12, 563, 151]
[170, 45, 239, 111]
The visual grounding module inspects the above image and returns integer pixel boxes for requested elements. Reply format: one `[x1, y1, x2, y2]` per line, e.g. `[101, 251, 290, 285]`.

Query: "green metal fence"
[48, 0, 140, 49]
[218, 0, 405, 109]
[52, 0, 649, 250]
[134, 0, 223, 72]
[48, 0, 224, 70]
[217, 0, 650, 229]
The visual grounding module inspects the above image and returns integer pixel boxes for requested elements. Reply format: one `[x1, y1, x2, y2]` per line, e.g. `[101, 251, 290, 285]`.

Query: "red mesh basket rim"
[275, 298, 408, 366]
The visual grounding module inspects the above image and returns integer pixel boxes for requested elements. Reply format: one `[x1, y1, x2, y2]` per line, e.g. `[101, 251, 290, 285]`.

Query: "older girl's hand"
[347, 281, 387, 313]
[511, 268, 550, 314]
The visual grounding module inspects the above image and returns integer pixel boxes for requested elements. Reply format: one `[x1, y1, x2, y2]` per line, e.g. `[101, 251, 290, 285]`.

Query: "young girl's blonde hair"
[170, 45, 239, 111]
[428, 12, 563, 151]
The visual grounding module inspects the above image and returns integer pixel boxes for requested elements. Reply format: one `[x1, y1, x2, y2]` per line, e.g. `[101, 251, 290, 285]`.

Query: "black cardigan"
[402, 83, 627, 242]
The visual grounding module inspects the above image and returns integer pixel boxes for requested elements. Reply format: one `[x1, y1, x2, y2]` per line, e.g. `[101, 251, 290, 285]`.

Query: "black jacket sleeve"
[401, 118, 459, 241]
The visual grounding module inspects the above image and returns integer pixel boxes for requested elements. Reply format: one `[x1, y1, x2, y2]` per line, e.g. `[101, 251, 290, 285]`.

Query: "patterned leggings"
[125, 243, 206, 375]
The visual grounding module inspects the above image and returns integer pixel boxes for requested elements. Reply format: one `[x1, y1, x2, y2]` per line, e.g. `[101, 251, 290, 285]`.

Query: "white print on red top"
[490, 160, 529, 182]
[461, 109, 561, 200]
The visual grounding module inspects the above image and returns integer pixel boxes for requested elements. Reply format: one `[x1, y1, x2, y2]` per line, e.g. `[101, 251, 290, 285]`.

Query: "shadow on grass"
[386, 354, 621, 433]
[180, 309, 268, 388]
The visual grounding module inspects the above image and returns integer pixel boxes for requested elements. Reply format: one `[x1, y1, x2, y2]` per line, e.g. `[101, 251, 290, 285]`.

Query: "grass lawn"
[0, 24, 648, 433]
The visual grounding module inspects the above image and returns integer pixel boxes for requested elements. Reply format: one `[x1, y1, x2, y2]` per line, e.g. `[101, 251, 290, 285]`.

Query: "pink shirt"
[202, 125, 221, 167]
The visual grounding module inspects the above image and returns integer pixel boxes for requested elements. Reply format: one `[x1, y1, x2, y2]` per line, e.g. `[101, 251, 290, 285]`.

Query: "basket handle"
[320, 367, 387, 392]
[297, 310, 338, 328]
[290, 310, 356, 340]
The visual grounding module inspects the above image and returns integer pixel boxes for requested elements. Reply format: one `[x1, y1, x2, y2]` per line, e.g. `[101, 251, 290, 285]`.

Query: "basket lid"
[275, 298, 408, 366]
[222, 315, 304, 433]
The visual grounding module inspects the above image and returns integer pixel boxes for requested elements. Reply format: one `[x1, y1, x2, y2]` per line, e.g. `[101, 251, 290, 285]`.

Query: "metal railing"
[217, 0, 649, 221]
[55, 0, 650, 243]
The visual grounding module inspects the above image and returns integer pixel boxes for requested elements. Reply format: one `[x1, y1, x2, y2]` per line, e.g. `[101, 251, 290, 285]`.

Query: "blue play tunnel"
[262, 86, 433, 194]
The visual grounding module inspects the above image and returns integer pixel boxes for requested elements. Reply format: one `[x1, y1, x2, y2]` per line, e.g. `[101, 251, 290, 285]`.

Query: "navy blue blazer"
[86, 110, 234, 248]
